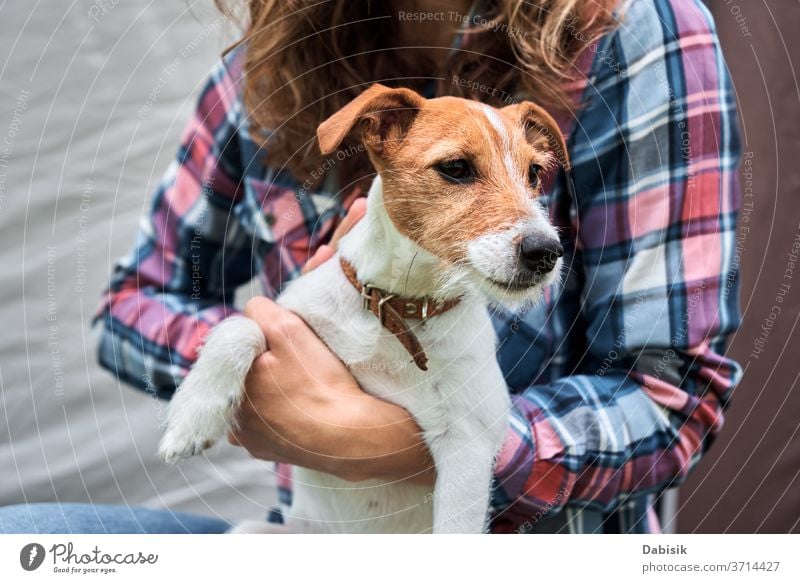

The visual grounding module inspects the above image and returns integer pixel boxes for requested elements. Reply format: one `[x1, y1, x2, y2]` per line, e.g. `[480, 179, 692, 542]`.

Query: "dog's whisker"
[403, 251, 419, 297]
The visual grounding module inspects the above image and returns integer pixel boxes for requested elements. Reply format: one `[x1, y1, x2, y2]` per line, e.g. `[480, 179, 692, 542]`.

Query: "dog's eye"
[528, 164, 543, 189]
[435, 159, 474, 183]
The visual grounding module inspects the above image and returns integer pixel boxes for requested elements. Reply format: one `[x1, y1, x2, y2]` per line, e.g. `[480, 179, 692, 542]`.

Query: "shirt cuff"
[493, 398, 537, 503]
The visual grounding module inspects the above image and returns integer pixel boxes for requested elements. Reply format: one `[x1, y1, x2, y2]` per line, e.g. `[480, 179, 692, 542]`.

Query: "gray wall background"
[0, 0, 276, 521]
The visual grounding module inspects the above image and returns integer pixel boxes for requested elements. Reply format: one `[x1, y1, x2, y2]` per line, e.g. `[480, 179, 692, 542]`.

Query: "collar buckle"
[340, 256, 460, 372]
[361, 284, 396, 323]
[361, 284, 374, 311]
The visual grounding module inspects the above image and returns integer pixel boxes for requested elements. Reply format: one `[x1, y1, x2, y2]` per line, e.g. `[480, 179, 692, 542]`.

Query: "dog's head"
[318, 84, 569, 305]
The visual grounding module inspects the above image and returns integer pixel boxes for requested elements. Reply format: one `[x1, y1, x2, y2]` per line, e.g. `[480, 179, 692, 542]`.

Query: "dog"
[158, 84, 569, 533]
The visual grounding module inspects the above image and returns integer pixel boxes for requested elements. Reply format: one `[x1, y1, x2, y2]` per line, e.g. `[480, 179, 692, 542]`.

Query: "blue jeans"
[0, 503, 231, 534]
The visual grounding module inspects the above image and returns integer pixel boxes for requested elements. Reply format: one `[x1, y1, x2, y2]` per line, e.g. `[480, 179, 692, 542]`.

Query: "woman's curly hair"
[217, 0, 618, 186]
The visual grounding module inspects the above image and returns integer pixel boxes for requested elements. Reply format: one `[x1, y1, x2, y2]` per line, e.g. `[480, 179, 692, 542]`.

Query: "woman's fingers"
[302, 244, 334, 274]
[244, 296, 279, 328]
[244, 297, 332, 364]
[243, 297, 319, 357]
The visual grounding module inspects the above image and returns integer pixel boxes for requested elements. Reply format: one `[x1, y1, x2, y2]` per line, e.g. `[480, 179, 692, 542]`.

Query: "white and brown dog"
[159, 84, 569, 533]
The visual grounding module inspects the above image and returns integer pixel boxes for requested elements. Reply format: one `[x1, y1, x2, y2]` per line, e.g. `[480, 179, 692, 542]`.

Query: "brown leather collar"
[339, 257, 460, 371]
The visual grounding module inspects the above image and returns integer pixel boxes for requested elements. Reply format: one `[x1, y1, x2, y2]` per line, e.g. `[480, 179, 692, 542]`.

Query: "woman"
[1, 0, 742, 534]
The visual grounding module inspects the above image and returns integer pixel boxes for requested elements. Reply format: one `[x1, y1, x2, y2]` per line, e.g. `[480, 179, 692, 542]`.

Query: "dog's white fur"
[161, 176, 517, 533]
[159, 94, 564, 533]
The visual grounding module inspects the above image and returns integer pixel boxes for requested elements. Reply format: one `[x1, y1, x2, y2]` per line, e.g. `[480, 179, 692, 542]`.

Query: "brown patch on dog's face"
[372, 97, 565, 265]
[318, 86, 569, 290]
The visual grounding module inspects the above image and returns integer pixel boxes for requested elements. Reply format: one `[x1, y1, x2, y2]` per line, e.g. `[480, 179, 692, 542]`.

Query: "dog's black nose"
[519, 235, 563, 275]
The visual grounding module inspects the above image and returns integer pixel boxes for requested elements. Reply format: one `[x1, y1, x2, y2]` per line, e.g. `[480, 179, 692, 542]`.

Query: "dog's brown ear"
[317, 84, 425, 155]
[505, 102, 571, 171]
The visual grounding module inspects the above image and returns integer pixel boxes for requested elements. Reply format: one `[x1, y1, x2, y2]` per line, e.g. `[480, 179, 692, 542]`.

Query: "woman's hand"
[227, 198, 434, 484]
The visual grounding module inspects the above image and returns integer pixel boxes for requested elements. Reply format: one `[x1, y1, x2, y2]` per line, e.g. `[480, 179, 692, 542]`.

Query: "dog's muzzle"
[519, 234, 563, 277]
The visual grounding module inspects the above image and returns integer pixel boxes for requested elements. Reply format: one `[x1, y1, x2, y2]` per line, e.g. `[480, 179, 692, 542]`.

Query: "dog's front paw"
[158, 429, 216, 464]
[157, 315, 264, 464]
[158, 379, 234, 464]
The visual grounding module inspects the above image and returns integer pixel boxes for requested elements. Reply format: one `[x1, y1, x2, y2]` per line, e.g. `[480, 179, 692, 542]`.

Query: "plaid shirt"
[96, 0, 742, 533]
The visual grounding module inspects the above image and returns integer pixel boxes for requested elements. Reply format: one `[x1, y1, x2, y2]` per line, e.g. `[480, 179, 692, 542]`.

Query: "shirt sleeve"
[492, 0, 743, 516]
[93, 53, 255, 399]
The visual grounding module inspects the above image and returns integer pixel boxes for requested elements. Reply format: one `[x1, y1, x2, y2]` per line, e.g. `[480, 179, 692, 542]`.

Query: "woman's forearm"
[334, 399, 436, 485]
